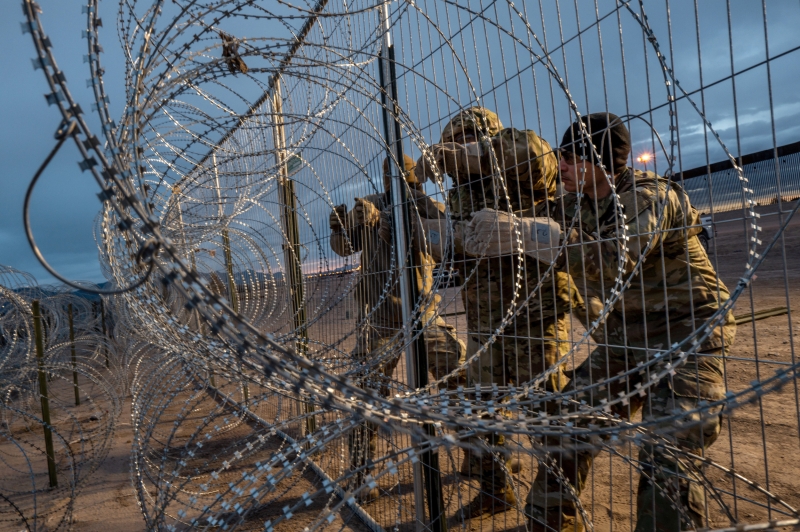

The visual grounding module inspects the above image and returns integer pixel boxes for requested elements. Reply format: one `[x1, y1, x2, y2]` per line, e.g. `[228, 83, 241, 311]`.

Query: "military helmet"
[383, 154, 422, 184]
[440, 107, 503, 143]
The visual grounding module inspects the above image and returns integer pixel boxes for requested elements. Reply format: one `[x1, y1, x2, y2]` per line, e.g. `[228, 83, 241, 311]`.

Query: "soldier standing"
[415, 107, 582, 517]
[329, 155, 466, 501]
[464, 113, 736, 532]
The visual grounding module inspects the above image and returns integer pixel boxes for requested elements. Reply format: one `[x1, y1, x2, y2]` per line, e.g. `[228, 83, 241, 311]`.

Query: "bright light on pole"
[637, 153, 652, 173]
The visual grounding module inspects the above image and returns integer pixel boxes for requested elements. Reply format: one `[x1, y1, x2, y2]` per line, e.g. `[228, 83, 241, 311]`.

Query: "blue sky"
[1, 0, 798, 285]
[1, 2, 125, 284]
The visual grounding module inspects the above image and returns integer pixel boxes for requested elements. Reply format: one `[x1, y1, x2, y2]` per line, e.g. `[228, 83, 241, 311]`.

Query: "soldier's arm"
[329, 205, 361, 256]
[418, 217, 467, 262]
[461, 209, 562, 262]
[378, 208, 466, 263]
[416, 142, 488, 182]
[329, 197, 381, 257]
[487, 129, 558, 193]
[560, 190, 665, 283]
[416, 128, 558, 186]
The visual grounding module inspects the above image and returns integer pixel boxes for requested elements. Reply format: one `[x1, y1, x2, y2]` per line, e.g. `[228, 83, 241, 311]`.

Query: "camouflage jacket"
[538, 167, 736, 352]
[330, 189, 440, 329]
[447, 128, 582, 329]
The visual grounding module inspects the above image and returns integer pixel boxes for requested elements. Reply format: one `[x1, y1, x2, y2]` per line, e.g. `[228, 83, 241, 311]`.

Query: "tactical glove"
[378, 209, 394, 244]
[329, 204, 347, 232]
[353, 197, 381, 227]
[463, 208, 562, 263]
[415, 142, 486, 182]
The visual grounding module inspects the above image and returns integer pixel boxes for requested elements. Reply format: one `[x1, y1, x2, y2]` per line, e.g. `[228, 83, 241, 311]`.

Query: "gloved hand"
[330, 204, 347, 232]
[463, 208, 562, 263]
[378, 209, 393, 244]
[415, 142, 485, 182]
[353, 197, 381, 227]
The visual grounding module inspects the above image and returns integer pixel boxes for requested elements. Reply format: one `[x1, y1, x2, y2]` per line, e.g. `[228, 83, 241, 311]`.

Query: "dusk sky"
[2, 0, 798, 285]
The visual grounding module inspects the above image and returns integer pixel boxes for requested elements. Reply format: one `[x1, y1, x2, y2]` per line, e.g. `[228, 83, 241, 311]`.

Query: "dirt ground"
[4, 200, 798, 531]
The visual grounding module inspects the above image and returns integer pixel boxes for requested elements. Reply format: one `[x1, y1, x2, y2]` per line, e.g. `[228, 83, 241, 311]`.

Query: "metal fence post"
[68, 303, 80, 406]
[32, 300, 58, 488]
[213, 154, 241, 316]
[212, 153, 249, 405]
[272, 75, 316, 436]
[378, 5, 447, 531]
[170, 185, 214, 387]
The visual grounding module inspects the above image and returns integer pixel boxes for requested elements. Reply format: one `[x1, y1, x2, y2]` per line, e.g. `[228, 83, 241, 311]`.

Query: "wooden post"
[32, 300, 58, 488]
[68, 304, 80, 406]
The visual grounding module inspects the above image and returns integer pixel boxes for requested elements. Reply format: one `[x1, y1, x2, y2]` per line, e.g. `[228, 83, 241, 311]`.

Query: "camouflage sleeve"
[561, 185, 668, 284]
[330, 223, 362, 256]
[407, 188, 446, 219]
[418, 217, 467, 262]
[487, 128, 559, 196]
[329, 193, 383, 256]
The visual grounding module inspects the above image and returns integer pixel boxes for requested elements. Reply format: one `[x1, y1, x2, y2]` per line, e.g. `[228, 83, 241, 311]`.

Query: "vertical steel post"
[100, 298, 109, 368]
[68, 303, 80, 406]
[32, 300, 58, 488]
[272, 76, 316, 436]
[212, 153, 249, 404]
[213, 153, 241, 315]
[171, 185, 198, 272]
[171, 186, 213, 385]
[378, 5, 446, 531]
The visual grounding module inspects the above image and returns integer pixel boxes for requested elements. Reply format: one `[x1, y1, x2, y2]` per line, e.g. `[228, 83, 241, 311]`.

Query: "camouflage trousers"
[466, 314, 570, 494]
[352, 314, 467, 393]
[349, 314, 466, 489]
[467, 314, 569, 390]
[528, 346, 727, 532]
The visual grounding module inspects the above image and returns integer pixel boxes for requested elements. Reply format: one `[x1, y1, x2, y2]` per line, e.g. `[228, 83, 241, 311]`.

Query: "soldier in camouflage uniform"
[330, 155, 467, 501]
[415, 107, 582, 517]
[463, 113, 736, 532]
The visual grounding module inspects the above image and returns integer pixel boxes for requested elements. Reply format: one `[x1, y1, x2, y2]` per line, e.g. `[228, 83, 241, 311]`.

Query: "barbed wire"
[8, 0, 800, 530]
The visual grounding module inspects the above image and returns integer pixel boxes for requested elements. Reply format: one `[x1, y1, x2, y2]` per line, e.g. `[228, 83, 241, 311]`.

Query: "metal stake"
[272, 75, 316, 436]
[171, 187, 216, 388]
[68, 303, 80, 406]
[213, 154, 241, 315]
[32, 300, 58, 488]
[212, 153, 249, 405]
[378, 5, 446, 530]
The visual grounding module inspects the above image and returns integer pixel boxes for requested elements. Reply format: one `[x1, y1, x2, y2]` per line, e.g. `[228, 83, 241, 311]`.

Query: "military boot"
[356, 485, 380, 504]
[460, 455, 519, 476]
[463, 483, 517, 518]
[464, 436, 517, 517]
[461, 433, 522, 476]
[525, 504, 584, 532]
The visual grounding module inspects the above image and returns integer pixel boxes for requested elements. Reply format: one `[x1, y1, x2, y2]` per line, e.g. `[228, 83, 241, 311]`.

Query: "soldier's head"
[383, 154, 421, 193]
[440, 107, 503, 144]
[559, 113, 630, 199]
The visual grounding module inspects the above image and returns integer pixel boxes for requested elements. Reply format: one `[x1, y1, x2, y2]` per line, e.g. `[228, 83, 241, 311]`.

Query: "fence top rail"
[676, 140, 800, 181]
